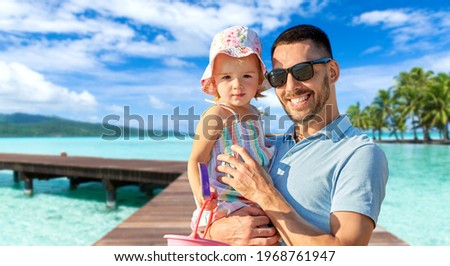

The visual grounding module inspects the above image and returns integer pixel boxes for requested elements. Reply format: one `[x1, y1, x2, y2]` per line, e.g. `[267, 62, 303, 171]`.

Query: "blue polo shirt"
[268, 115, 388, 233]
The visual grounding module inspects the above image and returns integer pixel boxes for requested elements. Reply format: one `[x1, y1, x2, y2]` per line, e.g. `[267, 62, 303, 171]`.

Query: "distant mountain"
[0, 113, 171, 138]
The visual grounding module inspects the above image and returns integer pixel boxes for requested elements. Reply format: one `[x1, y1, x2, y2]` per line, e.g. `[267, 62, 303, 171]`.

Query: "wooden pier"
[0, 152, 408, 246]
[0, 152, 186, 207]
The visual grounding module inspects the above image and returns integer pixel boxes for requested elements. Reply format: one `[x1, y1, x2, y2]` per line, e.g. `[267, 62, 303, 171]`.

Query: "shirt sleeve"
[330, 144, 389, 225]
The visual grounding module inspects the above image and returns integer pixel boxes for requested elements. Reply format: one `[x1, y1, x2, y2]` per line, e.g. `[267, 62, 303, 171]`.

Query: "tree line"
[346, 67, 449, 143]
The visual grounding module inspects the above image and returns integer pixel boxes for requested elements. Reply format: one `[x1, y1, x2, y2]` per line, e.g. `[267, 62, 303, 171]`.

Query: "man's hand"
[207, 206, 280, 246]
[217, 145, 274, 203]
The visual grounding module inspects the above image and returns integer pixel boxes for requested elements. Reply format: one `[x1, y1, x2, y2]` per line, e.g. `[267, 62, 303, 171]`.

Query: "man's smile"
[286, 92, 312, 108]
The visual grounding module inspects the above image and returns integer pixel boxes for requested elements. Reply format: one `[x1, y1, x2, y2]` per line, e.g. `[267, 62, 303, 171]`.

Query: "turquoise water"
[0, 137, 449, 245]
[0, 136, 192, 160]
[0, 175, 149, 245]
[377, 143, 450, 246]
[366, 131, 443, 140]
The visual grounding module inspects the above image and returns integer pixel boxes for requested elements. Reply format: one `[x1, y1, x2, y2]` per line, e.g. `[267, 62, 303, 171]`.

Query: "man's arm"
[206, 206, 280, 246]
[216, 145, 376, 245]
[259, 186, 374, 245]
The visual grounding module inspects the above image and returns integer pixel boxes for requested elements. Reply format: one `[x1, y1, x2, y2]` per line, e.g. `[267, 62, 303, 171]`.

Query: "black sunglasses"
[265, 58, 332, 88]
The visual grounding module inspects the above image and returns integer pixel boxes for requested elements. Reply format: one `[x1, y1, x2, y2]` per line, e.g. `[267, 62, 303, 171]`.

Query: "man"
[207, 24, 388, 245]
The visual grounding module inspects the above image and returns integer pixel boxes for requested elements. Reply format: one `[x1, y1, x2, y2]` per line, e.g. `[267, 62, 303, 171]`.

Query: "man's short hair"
[271, 24, 333, 59]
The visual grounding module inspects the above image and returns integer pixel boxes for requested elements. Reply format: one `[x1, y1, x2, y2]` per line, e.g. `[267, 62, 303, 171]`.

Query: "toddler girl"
[188, 25, 275, 229]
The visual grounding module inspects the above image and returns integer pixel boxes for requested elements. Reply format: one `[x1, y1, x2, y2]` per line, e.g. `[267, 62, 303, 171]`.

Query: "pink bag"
[163, 194, 229, 246]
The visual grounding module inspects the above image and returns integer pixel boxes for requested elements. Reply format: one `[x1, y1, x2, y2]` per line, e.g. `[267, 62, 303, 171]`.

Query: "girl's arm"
[187, 105, 226, 207]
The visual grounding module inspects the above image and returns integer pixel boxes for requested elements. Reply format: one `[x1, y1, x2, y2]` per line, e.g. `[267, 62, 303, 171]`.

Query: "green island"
[346, 67, 449, 144]
[0, 113, 171, 138]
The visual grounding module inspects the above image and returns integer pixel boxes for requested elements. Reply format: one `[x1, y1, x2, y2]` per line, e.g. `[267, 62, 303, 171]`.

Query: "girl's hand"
[204, 187, 218, 211]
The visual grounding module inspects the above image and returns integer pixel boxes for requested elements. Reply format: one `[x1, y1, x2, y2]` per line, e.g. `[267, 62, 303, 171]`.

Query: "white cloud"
[361, 45, 382, 55]
[0, 40, 100, 73]
[0, 18, 135, 73]
[105, 104, 125, 115]
[352, 10, 410, 28]
[353, 9, 450, 53]
[0, 61, 97, 113]
[0, 0, 99, 34]
[148, 95, 171, 110]
[162, 57, 195, 68]
[406, 51, 450, 74]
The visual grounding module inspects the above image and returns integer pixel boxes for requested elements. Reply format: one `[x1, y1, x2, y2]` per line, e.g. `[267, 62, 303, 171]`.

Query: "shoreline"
[374, 139, 450, 145]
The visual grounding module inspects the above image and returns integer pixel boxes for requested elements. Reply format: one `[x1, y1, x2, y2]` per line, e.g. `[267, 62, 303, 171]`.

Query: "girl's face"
[212, 53, 261, 108]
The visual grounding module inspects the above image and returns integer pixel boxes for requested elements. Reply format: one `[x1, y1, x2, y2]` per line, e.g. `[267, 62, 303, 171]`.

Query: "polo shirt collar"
[283, 124, 296, 142]
[283, 114, 352, 142]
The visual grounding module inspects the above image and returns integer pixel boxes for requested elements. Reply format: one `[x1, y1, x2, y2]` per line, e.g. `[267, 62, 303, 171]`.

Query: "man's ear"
[329, 60, 340, 83]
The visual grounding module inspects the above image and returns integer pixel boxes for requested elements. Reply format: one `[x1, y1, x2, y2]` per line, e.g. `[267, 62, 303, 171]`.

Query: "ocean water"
[0, 136, 449, 246]
[0, 175, 149, 245]
[366, 131, 443, 140]
[376, 143, 450, 246]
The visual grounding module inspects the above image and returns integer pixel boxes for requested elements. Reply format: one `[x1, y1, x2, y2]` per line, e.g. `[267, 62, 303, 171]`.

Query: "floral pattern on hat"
[201, 26, 270, 95]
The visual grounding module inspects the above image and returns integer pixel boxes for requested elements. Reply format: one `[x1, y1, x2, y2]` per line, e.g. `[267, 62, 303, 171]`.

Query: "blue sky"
[1, 0, 449, 133]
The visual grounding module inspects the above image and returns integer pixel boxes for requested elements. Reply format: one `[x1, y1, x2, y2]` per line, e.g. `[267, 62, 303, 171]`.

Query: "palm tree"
[388, 88, 408, 141]
[366, 104, 386, 141]
[421, 73, 450, 141]
[361, 106, 376, 140]
[347, 102, 369, 130]
[372, 88, 394, 140]
[389, 110, 408, 140]
[395, 67, 434, 141]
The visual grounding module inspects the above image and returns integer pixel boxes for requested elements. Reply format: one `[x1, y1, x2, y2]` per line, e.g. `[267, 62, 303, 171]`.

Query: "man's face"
[271, 41, 332, 125]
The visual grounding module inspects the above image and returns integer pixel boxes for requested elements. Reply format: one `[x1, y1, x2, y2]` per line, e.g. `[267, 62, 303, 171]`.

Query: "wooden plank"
[369, 227, 409, 246]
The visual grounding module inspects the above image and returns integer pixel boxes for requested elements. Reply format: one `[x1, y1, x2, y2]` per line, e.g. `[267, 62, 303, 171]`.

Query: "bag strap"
[193, 193, 217, 239]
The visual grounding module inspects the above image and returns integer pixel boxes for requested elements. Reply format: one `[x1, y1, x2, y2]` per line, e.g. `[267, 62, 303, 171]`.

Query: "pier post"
[22, 172, 33, 196]
[70, 179, 78, 190]
[106, 190, 117, 209]
[13, 171, 20, 182]
[102, 178, 117, 208]
[69, 177, 81, 190]
[140, 183, 166, 197]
